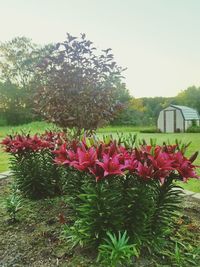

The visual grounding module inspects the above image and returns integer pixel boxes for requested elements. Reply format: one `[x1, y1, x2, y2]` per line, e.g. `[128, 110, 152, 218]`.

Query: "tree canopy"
[0, 37, 53, 125]
[35, 33, 125, 134]
[176, 86, 200, 114]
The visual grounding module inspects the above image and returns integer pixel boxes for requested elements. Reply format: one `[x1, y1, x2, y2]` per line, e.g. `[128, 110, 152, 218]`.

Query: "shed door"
[164, 110, 176, 133]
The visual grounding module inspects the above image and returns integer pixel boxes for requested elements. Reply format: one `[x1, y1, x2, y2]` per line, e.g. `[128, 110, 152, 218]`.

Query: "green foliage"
[111, 106, 144, 126]
[60, 168, 85, 198]
[186, 125, 200, 133]
[117, 132, 137, 149]
[112, 96, 176, 126]
[120, 177, 156, 248]
[176, 86, 200, 114]
[63, 172, 184, 257]
[35, 33, 125, 135]
[11, 150, 60, 199]
[112, 87, 200, 127]
[64, 179, 124, 248]
[5, 193, 23, 222]
[140, 128, 161, 133]
[97, 231, 138, 267]
[159, 239, 200, 267]
[150, 179, 183, 252]
[0, 37, 52, 125]
[0, 82, 34, 125]
[0, 115, 7, 126]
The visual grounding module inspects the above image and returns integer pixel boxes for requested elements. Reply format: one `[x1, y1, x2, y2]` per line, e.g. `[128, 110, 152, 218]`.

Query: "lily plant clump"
[1, 132, 199, 264]
[1, 131, 67, 199]
[54, 136, 199, 259]
[54, 138, 199, 184]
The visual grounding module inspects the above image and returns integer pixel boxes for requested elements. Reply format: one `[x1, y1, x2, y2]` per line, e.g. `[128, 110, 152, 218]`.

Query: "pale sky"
[0, 0, 200, 97]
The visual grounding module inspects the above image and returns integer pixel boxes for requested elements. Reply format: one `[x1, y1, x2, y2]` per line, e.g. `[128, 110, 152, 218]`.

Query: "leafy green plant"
[61, 220, 90, 250]
[149, 178, 183, 252]
[62, 178, 124, 249]
[5, 193, 23, 222]
[186, 125, 200, 133]
[11, 150, 59, 199]
[155, 233, 200, 267]
[97, 231, 138, 267]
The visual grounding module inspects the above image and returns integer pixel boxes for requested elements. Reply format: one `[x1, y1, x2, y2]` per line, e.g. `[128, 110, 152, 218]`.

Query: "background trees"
[0, 37, 52, 125]
[176, 86, 200, 114]
[0, 35, 199, 127]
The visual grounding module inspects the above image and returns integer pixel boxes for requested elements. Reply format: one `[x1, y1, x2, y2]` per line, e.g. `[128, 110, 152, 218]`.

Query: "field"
[0, 121, 200, 192]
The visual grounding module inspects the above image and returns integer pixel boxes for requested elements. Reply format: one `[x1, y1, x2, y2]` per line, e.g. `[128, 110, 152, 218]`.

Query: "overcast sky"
[0, 0, 200, 97]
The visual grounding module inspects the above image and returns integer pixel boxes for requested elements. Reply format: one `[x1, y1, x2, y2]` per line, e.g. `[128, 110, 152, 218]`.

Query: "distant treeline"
[0, 37, 199, 127]
[112, 86, 200, 126]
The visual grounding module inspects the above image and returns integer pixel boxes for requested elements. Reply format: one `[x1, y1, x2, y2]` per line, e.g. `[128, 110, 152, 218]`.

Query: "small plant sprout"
[5, 193, 23, 222]
[97, 231, 138, 267]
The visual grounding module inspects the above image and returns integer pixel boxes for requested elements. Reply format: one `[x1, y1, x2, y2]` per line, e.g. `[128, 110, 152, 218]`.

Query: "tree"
[113, 82, 131, 103]
[176, 86, 200, 114]
[0, 81, 32, 125]
[111, 96, 177, 126]
[35, 33, 125, 135]
[0, 37, 53, 124]
[0, 37, 38, 87]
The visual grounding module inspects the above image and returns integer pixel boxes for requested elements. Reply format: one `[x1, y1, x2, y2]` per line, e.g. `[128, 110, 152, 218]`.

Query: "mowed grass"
[0, 122, 200, 192]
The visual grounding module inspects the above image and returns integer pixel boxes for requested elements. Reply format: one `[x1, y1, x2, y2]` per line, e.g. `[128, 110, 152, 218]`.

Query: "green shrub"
[0, 115, 7, 126]
[140, 128, 161, 133]
[11, 150, 59, 199]
[186, 125, 200, 133]
[65, 175, 183, 253]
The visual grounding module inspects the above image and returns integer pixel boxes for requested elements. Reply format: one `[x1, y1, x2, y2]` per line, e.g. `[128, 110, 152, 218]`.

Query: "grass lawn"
[0, 121, 200, 192]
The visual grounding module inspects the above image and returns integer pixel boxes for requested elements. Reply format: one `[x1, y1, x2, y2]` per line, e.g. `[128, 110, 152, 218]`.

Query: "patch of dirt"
[0, 178, 81, 267]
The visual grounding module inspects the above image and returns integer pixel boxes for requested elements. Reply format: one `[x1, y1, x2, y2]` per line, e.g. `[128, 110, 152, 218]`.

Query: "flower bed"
[1, 132, 199, 266]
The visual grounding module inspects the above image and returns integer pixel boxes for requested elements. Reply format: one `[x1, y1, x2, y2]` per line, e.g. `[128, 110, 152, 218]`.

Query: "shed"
[157, 105, 200, 133]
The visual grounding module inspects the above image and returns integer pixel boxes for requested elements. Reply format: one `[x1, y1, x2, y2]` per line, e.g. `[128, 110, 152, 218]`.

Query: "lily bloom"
[149, 152, 174, 171]
[177, 161, 198, 181]
[89, 164, 105, 181]
[54, 143, 68, 164]
[137, 162, 154, 180]
[70, 147, 97, 171]
[96, 154, 124, 177]
[123, 157, 138, 172]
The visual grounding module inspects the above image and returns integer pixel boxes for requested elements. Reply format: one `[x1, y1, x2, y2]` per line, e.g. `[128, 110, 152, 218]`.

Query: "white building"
[157, 105, 200, 133]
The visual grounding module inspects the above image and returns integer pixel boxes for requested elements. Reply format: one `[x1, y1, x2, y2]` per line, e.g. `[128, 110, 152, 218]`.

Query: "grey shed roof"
[170, 105, 200, 120]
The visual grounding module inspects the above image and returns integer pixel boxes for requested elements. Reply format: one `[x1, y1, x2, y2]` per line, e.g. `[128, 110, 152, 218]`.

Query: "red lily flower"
[177, 160, 198, 181]
[89, 164, 105, 181]
[70, 147, 97, 171]
[96, 154, 124, 177]
[123, 157, 138, 172]
[137, 162, 154, 180]
[54, 143, 68, 164]
[149, 152, 174, 171]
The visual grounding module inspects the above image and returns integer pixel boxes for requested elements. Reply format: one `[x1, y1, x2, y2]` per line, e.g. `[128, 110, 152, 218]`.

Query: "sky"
[0, 0, 200, 98]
